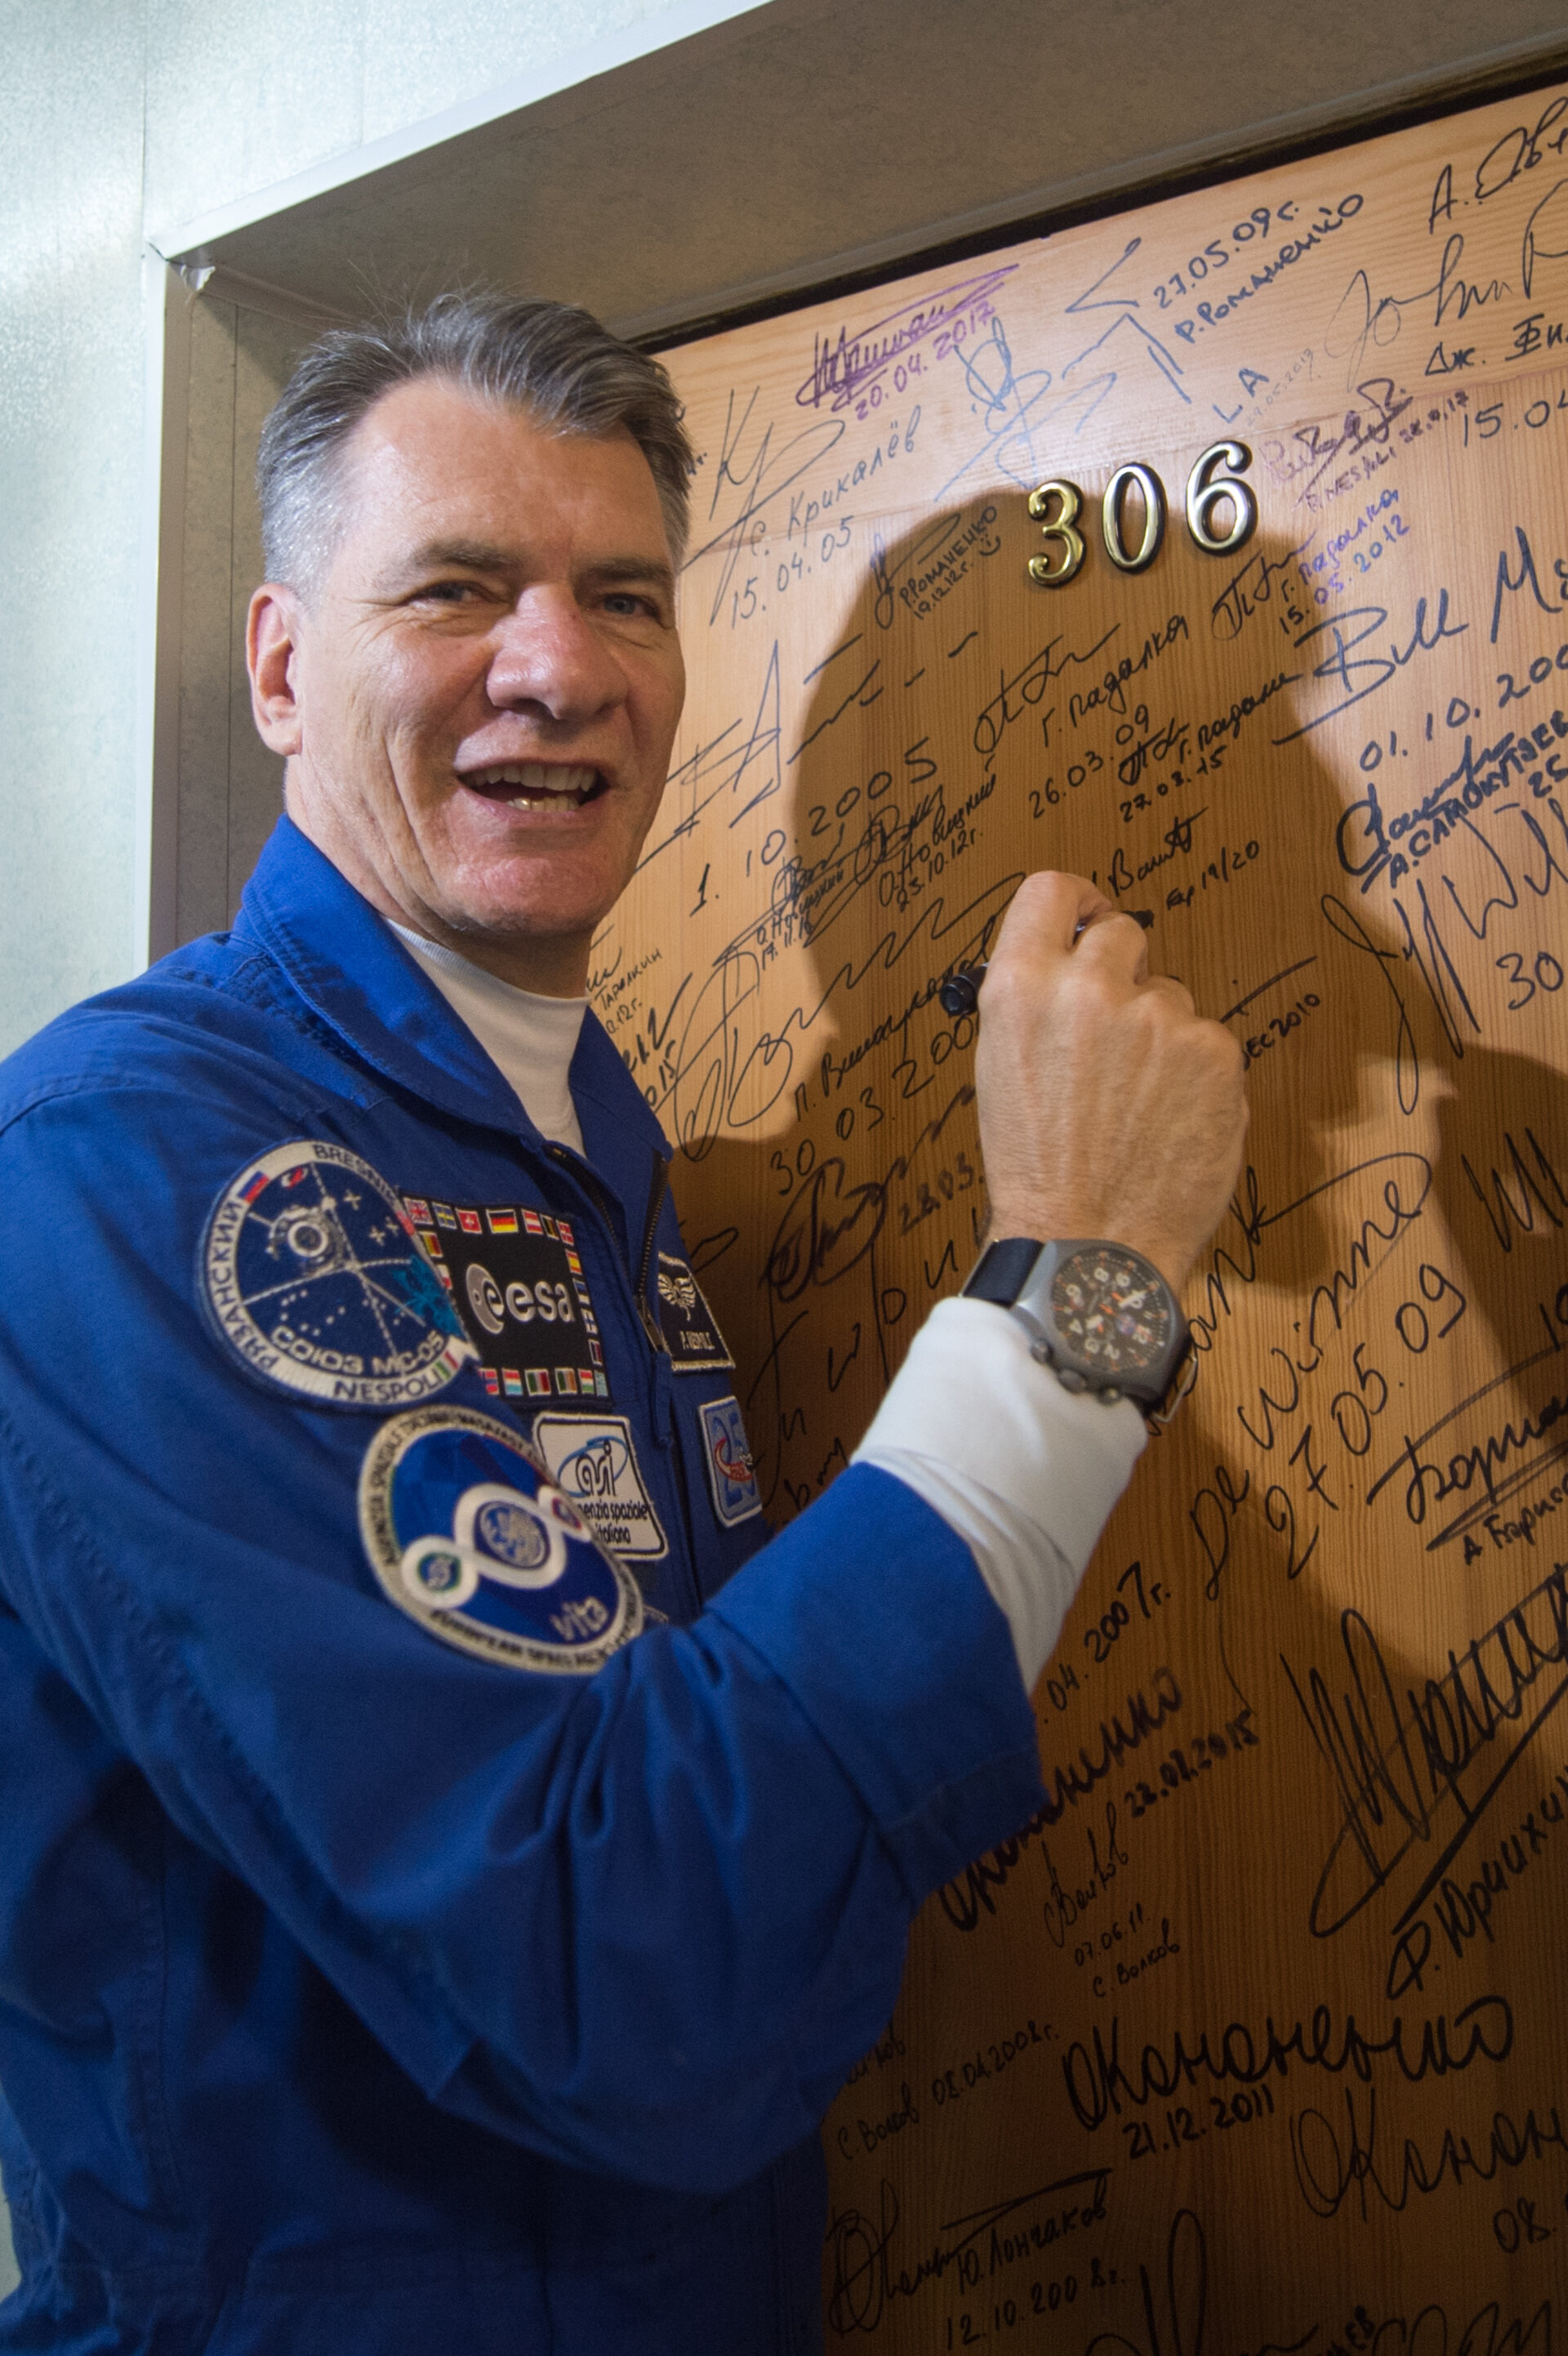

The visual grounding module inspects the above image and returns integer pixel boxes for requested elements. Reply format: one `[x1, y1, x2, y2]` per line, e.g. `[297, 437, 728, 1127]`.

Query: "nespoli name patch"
[530, 1413, 669, 1560]
[405, 1198, 609, 1405]
[654, 1253, 734, 1373]
[359, 1406, 642, 1673]
[203, 1142, 474, 1408]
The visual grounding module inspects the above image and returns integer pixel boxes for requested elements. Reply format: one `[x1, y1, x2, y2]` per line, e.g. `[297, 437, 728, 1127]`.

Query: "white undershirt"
[853, 1301, 1146, 1689]
[389, 919, 1146, 1693]
[390, 923, 587, 1157]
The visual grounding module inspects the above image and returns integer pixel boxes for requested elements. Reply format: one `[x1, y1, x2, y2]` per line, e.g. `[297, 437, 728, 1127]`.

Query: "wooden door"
[606, 82, 1568, 2345]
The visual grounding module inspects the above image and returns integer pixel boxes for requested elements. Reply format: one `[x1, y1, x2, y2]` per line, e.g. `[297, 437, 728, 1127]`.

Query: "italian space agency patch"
[530, 1412, 669, 1560]
[203, 1140, 474, 1408]
[358, 1405, 642, 1672]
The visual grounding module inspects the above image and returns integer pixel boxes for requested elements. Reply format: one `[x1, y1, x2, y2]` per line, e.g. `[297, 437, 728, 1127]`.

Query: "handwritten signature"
[796, 268, 1015, 413]
[1063, 1992, 1512, 2131]
[825, 2168, 1107, 2334]
[1283, 1560, 1568, 1935]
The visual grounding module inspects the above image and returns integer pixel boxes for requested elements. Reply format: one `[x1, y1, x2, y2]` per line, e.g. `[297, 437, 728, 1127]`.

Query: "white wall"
[0, 0, 711, 1063]
[1, 2, 149, 1064]
[142, 0, 693, 244]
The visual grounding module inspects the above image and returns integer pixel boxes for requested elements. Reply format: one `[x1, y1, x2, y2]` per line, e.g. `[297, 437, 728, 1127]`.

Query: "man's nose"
[485, 588, 624, 724]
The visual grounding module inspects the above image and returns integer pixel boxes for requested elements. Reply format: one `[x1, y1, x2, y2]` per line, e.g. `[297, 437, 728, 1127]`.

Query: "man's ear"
[247, 586, 305, 756]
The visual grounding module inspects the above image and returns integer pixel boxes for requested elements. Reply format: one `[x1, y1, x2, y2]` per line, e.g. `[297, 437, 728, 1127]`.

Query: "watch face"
[1052, 1247, 1173, 1380]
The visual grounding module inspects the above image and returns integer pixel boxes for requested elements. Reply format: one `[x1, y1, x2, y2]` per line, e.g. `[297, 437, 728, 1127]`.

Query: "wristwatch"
[961, 1236, 1190, 1415]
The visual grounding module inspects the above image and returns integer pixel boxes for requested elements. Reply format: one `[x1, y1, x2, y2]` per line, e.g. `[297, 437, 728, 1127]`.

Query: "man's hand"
[974, 872, 1247, 1296]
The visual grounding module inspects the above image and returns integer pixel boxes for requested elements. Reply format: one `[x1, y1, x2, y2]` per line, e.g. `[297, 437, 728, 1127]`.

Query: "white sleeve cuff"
[852, 1296, 1147, 1690]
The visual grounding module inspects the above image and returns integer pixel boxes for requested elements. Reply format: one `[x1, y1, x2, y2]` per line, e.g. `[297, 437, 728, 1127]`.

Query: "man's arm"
[0, 884, 1242, 2198]
[856, 872, 1248, 1686]
[0, 1072, 1038, 2202]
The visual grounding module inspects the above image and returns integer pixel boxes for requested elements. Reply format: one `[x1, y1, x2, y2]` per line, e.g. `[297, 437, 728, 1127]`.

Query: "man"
[0, 295, 1245, 2352]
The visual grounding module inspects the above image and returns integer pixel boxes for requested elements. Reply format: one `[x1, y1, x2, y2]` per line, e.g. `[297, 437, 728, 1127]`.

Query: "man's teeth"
[465, 762, 599, 807]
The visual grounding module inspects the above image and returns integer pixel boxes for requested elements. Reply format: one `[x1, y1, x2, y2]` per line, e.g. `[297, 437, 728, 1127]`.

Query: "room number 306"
[1026, 441, 1257, 585]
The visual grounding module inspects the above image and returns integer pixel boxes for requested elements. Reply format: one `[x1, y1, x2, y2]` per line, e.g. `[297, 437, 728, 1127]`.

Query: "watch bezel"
[964, 1235, 1190, 1412]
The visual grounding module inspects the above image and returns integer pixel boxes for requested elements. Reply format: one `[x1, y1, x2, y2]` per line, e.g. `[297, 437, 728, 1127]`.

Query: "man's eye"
[416, 580, 483, 605]
[603, 591, 655, 619]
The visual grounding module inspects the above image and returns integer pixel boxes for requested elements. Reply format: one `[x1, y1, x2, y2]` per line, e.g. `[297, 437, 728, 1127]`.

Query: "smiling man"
[254, 377, 686, 988]
[0, 296, 1245, 2354]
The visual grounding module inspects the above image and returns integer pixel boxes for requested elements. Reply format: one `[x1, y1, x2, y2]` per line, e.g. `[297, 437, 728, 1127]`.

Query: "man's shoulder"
[0, 926, 376, 1141]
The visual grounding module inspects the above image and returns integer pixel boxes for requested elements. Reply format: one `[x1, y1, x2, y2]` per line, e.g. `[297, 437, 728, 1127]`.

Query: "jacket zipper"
[550, 1141, 704, 1618]
[546, 1142, 669, 1354]
[634, 1154, 670, 1342]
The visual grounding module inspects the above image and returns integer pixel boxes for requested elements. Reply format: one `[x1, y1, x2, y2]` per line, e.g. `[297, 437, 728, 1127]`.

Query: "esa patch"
[699, 1394, 763, 1528]
[653, 1253, 734, 1373]
[410, 1198, 608, 1403]
[203, 1142, 474, 1408]
[530, 1413, 668, 1560]
[359, 1405, 642, 1673]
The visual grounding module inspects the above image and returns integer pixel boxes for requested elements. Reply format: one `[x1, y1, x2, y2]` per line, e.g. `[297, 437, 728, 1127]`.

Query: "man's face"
[249, 377, 684, 986]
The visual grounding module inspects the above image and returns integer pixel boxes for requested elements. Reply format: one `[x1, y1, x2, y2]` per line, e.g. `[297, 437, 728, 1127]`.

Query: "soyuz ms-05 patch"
[404, 1198, 608, 1404]
[203, 1142, 474, 1408]
[359, 1406, 642, 1672]
[699, 1395, 763, 1527]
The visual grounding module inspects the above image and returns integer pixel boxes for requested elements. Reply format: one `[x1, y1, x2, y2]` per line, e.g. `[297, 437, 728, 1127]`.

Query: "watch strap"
[961, 1236, 1044, 1305]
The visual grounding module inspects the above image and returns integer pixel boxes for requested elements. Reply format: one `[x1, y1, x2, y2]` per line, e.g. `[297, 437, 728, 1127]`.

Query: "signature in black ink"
[1186, 1152, 1432, 1360]
[1291, 2082, 1566, 2220]
[1273, 589, 1468, 745]
[652, 858, 1012, 1149]
[1105, 812, 1205, 902]
[1281, 1561, 1568, 1934]
[1463, 1127, 1568, 1255]
[825, 2169, 1107, 2334]
[1070, 612, 1189, 726]
[1210, 536, 1315, 641]
[1367, 1345, 1568, 1548]
[1327, 241, 1507, 386]
[737, 1084, 980, 1484]
[1334, 723, 1568, 904]
[636, 645, 782, 869]
[1062, 1992, 1512, 2131]
[1085, 2208, 1316, 2356]
[1523, 175, 1568, 298]
[763, 1087, 975, 1309]
[975, 625, 1120, 763]
[1490, 520, 1566, 644]
[1085, 2202, 1549, 2356]
[1320, 896, 1422, 1113]
[941, 1783, 1136, 1939]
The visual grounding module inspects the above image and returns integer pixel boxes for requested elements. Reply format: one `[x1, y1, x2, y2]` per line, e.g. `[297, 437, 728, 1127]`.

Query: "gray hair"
[256, 292, 693, 592]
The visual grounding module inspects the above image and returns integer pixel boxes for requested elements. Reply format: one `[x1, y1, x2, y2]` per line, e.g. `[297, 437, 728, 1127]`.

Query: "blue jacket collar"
[235, 816, 671, 1182]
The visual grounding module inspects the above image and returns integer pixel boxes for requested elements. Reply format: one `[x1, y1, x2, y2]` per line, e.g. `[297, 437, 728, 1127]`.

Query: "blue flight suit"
[0, 816, 1043, 2353]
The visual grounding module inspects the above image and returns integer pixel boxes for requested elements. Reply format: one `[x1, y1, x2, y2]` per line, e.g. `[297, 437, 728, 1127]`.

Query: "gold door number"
[1027, 442, 1256, 586]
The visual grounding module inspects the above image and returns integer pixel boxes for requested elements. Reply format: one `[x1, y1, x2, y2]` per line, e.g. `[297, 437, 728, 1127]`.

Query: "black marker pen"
[938, 908, 1155, 1016]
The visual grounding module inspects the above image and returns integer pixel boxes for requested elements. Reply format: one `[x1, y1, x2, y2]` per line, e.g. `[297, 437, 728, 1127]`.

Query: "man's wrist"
[962, 1234, 1191, 1418]
[853, 1297, 1147, 1577]
[982, 1207, 1187, 1296]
